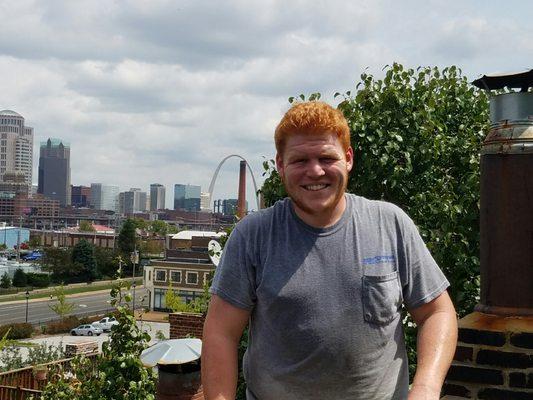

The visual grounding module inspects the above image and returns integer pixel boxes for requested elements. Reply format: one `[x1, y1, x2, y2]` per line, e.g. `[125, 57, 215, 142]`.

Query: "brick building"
[144, 230, 225, 311]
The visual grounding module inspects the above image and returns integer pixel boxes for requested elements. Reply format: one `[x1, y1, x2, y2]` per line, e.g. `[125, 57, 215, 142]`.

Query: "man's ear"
[345, 146, 354, 173]
[275, 153, 284, 175]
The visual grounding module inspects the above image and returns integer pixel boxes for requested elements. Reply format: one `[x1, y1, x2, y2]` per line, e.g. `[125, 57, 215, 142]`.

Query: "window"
[155, 270, 166, 282]
[170, 271, 181, 282]
[186, 272, 198, 285]
[154, 288, 166, 310]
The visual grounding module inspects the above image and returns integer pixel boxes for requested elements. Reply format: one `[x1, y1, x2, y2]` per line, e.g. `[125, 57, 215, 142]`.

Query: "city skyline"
[1, 1, 532, 208]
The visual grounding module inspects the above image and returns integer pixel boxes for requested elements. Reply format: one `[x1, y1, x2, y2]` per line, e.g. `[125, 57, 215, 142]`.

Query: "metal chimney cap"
[140, 338, 202, 367]
[473, 69, 533, 92]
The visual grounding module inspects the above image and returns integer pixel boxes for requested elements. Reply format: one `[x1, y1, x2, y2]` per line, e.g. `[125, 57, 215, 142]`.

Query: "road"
[0, 287, 149, 325]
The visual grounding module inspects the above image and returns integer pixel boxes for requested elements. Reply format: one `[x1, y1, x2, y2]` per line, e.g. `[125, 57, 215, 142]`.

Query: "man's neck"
[292, 195, 347, 229]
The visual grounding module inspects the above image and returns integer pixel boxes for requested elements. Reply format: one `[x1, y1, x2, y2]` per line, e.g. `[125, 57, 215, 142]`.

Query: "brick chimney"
[442, 70, 533, 399]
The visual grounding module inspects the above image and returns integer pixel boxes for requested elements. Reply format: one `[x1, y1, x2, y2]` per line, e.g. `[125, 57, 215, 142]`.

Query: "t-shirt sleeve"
[209, 227, 257, 311]
[397, 211, 450, 310]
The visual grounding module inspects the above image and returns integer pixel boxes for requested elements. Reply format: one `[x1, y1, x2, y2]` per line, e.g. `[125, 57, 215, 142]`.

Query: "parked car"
[91, 317, 119, 332]
[70, 324, 103, 336]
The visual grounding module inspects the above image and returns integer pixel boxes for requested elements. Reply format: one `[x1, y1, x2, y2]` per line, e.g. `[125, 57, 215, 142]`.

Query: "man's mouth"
[302, 184, 329, 191]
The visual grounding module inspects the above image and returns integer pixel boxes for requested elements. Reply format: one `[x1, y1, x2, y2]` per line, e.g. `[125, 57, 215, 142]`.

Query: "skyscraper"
[38, 138, 71, 207]
[0, 110, 33, 192]
[150, 183, 166, 211]
[119, 188, 147, 214]
[90, 183, 119, 212]
[174, 184, 201, 211]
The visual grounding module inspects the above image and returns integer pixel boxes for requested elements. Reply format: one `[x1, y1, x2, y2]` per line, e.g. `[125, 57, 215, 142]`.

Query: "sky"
[1, 0, 531, 210]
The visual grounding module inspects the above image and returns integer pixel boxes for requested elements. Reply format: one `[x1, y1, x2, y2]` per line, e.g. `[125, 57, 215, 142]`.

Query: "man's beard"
[282, 172, 347, 216]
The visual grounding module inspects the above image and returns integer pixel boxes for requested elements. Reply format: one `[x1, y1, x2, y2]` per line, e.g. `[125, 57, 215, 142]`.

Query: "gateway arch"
[208, 155, 260, 211]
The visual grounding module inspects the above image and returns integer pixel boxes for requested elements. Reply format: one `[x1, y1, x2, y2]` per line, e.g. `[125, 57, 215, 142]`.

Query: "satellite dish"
[208, 240, 222, 267]
[141, 338, 202, 367]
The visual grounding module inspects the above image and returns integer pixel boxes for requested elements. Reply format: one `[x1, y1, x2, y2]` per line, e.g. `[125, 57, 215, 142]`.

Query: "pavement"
[1, 319, 170, 366]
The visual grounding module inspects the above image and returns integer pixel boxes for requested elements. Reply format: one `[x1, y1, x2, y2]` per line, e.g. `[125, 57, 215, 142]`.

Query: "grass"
[0, 278, 142, 303]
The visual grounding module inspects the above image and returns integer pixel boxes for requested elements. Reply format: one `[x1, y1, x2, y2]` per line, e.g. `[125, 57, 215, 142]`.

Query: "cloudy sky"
[1, 0, 531, 209]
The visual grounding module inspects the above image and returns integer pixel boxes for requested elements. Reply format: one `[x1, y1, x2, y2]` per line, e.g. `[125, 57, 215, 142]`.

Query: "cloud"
[1, 0, 532, 209]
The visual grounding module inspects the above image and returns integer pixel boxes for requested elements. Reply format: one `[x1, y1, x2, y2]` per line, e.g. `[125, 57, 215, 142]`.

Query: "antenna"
[208, 240, 222, 267]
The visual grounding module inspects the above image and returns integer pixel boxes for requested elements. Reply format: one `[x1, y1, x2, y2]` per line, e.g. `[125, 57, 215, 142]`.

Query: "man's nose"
[306, 160, 326, 177]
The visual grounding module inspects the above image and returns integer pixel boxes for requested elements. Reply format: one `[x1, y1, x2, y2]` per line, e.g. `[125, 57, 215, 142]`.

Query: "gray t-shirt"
[210, 194, 449, 400]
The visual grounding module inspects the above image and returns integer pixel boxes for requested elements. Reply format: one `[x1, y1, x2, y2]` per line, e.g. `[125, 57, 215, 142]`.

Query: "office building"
[0, 172, 30, 196]
[200, 192, 211, 212]
[71, 185, 91, 207]
[174, 184, 201, 211]
[119, 188, 147, 214]
[0, 110, 33, 191]
[90, 183, 119, 212]
[38, 138, 71, 207]
[150, 183, 166, 211]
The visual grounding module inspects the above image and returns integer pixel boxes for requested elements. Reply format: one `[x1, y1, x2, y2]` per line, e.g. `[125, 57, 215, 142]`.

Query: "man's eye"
[320, 157, 336, 163]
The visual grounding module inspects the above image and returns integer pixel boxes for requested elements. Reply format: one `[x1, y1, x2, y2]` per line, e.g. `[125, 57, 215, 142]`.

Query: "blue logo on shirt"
[363, 255, 396, 265]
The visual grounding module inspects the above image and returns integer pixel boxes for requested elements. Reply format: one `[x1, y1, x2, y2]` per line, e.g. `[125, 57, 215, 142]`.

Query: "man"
[202, 101, 457, 399]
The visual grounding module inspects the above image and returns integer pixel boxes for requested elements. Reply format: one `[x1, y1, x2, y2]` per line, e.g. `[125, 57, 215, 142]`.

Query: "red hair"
[274, 101, 350, 154]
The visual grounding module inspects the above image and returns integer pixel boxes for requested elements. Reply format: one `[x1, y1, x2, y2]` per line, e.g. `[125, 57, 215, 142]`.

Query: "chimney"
[141, 338, 204, 400]
[237, 160, 247, 219]
[442, 70, 533, 399]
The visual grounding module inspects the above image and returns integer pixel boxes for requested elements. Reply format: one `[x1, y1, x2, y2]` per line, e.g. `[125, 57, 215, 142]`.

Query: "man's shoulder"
[347, 193, 408, 219]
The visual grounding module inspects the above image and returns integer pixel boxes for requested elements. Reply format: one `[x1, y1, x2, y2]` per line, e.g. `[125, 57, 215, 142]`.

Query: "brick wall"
[443, 312, 533, 399]
[169, 312, 205, 339]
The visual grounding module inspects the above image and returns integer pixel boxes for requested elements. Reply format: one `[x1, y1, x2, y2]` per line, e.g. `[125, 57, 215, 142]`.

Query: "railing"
[0, 352, 98, 399]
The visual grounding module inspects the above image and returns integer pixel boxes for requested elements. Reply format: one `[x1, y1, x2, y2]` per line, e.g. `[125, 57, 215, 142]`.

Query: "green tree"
[28, 235, 41, 248]
[149, 219, 168, 236]
[78, 220, 95, 232]
[48, 285, 74, 320]
[41, 247, 79, 283]
[71, 239, 97, 282]
[94, 247, 119, 278]
[12, 268, 27, 287]
[118, 219, 137, 256]
[0, 273, 10, 288]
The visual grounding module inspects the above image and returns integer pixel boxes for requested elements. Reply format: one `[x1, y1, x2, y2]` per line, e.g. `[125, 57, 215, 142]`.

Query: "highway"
[0, 287, 148, 326]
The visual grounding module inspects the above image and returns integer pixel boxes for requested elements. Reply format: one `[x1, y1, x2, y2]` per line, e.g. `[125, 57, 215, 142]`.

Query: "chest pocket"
[362, 271, 403, 325]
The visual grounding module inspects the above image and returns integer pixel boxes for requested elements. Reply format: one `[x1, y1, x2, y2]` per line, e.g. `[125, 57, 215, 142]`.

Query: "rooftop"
[171, 230, 226, 240]
[0, 110, 22, 117]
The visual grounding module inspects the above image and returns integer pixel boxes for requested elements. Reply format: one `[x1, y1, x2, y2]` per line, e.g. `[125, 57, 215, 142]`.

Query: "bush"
[0, 273, 10, 288]
[44, 316, 80, 335]
[12, 268, 27, 287]
[0, 323, 34, 339]
[26, 273, 50, 288]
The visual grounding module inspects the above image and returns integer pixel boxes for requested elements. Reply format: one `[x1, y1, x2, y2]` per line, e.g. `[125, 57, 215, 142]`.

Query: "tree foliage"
[0, 273, 11, 288]
[78, 221, 95, 232]
[118, 219, 137, 257]
[48, 285, 74, 320]
[71, 239, 97, 282]
[12, 268, 27, 287]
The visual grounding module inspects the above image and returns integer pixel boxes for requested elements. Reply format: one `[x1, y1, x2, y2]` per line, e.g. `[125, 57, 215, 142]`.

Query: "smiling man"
[202, 101, 457, 400]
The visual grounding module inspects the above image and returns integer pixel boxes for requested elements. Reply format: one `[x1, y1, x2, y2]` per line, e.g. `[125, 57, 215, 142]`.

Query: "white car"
[70, 324, 103, 336]
[91, 317, 119, 332]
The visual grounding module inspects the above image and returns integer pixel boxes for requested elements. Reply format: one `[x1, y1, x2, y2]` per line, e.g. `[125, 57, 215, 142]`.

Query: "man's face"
[276, 132, 353, 221]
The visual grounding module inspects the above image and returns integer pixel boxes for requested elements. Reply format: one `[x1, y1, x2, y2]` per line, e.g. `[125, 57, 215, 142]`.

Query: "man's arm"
[202, 294, 251, 400]
[408, 290, 457, 400]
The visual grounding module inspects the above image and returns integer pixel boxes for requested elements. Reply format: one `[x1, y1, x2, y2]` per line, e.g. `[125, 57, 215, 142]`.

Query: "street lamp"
[25, 291, 30, 323]
[132, 282, 136, 312]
